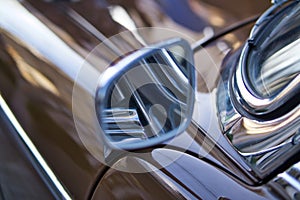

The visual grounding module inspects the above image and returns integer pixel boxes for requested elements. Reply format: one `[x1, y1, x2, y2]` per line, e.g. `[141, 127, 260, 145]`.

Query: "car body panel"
[0, 105, 55, 199]
[0, 0, 284, 199]
[92, 149, 279, 200]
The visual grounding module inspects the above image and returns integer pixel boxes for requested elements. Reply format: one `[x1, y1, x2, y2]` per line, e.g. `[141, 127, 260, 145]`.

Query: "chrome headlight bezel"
[217, 0, 300, 176]
[233, 0, 300, 117]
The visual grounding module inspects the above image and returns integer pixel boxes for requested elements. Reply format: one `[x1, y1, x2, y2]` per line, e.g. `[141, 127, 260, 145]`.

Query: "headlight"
[235, 0, 300, 116]
[220, 1, 300, 176]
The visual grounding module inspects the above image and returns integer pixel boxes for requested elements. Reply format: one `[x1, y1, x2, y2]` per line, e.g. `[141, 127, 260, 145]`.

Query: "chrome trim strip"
[0, 95, 72, 200]
[271, 160, 300, 199]
[278, 172, 300, 191]
[293, 161, 300, 171]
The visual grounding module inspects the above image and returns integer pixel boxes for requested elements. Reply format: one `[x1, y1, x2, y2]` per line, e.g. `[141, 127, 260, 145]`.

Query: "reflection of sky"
[157, 0, 207, 32]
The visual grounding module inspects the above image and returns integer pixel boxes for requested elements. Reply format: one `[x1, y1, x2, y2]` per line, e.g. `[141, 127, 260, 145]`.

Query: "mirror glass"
[96, 38, 195, 150]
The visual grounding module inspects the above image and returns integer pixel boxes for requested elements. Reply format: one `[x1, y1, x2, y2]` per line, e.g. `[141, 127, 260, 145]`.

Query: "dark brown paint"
[0, 0, 273, 199]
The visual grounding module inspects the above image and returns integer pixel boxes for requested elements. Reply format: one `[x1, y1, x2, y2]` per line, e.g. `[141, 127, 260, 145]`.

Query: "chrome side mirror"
[96, 38, 195, 150]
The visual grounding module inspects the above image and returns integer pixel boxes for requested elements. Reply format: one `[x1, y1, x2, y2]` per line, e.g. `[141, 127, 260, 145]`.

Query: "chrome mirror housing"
[96, 38, 195, 150]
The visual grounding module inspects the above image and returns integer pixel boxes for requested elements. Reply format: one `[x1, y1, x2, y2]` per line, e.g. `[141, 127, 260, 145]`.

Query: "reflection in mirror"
[96, 38, 195, 150]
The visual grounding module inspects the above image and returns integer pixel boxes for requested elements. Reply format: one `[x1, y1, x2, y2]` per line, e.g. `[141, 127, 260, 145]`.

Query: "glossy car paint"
[0, 106, 55, 199]
[0, 0, 287, 199]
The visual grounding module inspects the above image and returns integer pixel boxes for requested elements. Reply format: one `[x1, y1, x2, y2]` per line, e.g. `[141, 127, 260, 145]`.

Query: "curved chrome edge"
[234, 1, 300, 115]
[229, 104, 300, 155]
[216, 72, 242, 132]
[0, 95, 72, 200]
[235, 45, 300, 115]
[239, 137, 293, 157]
[271, 160, 300, 198]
